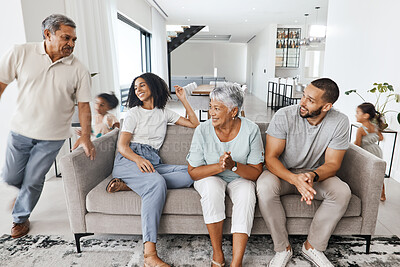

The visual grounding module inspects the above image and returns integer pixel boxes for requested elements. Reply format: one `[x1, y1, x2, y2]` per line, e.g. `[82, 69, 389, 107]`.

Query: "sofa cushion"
[159, 126, 195, 165]
[87, 176, 361, 218]
[86, 176, 203, 216]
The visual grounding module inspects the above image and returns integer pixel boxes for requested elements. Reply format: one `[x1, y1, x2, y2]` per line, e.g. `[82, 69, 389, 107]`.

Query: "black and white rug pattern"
[0, 234, 399, 266]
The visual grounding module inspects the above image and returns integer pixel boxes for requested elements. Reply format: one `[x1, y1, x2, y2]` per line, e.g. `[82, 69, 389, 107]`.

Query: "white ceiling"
[155, 0, 329, 43]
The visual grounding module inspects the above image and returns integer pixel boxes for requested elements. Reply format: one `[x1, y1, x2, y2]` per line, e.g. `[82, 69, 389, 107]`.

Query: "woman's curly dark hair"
[126, 73, 171, 109]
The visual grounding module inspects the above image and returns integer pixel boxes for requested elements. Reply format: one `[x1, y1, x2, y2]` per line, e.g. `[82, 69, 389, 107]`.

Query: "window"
[116, 13, 151, 89]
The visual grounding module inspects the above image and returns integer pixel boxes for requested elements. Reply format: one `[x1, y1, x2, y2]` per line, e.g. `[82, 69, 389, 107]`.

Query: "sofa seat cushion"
[86, 176, 203, 216]
[87, 177, 361, 218]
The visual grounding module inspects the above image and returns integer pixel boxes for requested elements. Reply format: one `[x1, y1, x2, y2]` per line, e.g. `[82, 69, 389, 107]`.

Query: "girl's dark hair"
[97, 92, 119, 109]
[357, 102, 384, 130]
[126, 72, 171, 109]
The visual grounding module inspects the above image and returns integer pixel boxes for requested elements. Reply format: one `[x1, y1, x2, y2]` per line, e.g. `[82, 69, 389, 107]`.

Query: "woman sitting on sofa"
[187, 84, 264, 267]
[111, 72, 199, 267]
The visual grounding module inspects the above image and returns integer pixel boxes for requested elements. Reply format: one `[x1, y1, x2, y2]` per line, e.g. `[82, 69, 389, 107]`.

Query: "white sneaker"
[301, 243, 334, 267]
[268, 248, 293, 267]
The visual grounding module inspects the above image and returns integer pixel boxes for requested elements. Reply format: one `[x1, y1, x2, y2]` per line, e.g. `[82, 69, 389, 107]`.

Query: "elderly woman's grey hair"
[210, 83, 244, 117]
[41, 14, 76, 39]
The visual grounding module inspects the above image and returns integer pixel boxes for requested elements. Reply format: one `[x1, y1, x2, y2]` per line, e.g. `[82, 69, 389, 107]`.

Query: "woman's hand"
[221, 152, 235, 170]
[174, 85, 187, 102]
[219, 152, 235, 171]
[219, 153, 228, 171]
[135, 156, 155, 173]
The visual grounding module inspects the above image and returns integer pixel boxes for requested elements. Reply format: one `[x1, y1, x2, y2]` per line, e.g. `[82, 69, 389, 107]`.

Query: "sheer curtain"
[65, 0, 120, 101]
[150, 7, 168, 83]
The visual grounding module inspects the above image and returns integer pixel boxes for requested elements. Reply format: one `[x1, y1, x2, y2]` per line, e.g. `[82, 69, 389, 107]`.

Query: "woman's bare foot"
[144, 251, 170, 267]
[380, 185, 386, 201]
[106, 178, 131, 193]
[211, 253, 225, 267]
[144, 242, 170, 267]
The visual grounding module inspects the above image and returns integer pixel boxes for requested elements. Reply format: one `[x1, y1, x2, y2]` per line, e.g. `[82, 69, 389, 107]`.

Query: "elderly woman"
[187, 84, 264, 267]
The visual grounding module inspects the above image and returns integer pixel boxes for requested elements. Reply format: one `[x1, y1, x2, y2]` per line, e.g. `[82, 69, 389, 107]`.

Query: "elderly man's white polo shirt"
[0, 42, 91, 140]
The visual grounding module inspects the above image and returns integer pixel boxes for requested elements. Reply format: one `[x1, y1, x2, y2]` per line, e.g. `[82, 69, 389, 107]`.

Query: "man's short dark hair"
[311, 78, 340, 104]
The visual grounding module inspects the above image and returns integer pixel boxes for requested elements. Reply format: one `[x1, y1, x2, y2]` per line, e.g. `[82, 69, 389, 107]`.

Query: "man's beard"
[300, 105, 323, 118]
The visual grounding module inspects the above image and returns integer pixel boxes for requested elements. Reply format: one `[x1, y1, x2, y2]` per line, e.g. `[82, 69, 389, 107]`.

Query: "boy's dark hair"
[97, 92, 119, 109]
[311, 78, 340, 104]
[126, 72, 171, 109]
[358, 102, 384, 130]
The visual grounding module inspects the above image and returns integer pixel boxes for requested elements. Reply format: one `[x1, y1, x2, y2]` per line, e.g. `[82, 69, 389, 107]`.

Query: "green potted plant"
[345, 82, 400, 129]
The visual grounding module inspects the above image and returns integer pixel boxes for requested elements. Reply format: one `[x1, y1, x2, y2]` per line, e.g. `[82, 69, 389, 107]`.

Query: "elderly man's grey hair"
[210, 83, 244, 117]
[41, 14, 76, 39]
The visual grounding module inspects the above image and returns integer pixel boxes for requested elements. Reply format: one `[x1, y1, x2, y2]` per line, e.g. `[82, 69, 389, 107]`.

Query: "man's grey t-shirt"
[267, 105, 350, 169]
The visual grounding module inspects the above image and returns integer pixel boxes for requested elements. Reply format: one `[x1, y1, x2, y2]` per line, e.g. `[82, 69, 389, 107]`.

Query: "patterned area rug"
[0, 234, 399, 266]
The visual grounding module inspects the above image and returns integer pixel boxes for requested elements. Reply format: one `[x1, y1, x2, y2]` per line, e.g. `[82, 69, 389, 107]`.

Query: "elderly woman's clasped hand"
[219, 151, 235, 171]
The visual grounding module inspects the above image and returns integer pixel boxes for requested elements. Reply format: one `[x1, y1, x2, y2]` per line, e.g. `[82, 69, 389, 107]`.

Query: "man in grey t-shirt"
[257, 78, 351, 267]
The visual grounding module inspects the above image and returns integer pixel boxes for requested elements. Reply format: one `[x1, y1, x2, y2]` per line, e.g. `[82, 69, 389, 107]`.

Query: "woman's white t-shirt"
[122, 106, 180, 150]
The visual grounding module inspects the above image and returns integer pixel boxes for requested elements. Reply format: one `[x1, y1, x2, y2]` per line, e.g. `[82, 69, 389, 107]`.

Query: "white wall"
[324, 0, 400, 181]
[21, 0, 66, 42]
[171, 42, 247, 84]
[246, 24, 277, 101]
[0, 0, 27, 178]
[117, 0, 152, 32]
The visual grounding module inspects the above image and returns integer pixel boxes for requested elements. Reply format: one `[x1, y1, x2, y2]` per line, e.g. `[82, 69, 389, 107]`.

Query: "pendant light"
[299, 14, 310, 46]
[309, 7, 326, 38]
[300, 7, 326, 46]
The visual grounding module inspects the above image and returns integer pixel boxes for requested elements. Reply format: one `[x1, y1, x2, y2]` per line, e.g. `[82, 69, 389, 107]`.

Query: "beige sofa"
[59, 123, 386, 253]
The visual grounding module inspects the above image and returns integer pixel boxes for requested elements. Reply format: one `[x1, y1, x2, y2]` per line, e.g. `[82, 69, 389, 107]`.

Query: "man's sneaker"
[301, 243, 334, 267]
[268, 248, 293, 267]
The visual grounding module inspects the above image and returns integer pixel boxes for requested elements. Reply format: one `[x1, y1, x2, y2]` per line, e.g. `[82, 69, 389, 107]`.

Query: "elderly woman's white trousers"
[194, 176, 256, 236]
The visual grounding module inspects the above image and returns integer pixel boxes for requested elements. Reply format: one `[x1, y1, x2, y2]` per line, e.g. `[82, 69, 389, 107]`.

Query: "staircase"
[167, 25, 205, 89]
[167, 25, 204, 53]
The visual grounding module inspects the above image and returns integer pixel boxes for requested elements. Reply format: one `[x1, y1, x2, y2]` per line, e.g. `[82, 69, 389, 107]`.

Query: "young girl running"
[76, 92, 120, 138]
[109, 73, 199, 267]
[354, 102, 386, 201]
[93, 92, 120, 138]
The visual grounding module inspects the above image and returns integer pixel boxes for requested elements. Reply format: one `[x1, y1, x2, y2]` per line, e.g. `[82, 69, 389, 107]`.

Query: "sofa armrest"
[337, 143, 386, 234]
[59, 129, 119, 233]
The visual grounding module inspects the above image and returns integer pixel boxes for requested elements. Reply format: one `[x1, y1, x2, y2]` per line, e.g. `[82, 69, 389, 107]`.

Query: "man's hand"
[300, 172, 316, 205]
[72, 135, 96, 160]
[292, 173, 316, 205]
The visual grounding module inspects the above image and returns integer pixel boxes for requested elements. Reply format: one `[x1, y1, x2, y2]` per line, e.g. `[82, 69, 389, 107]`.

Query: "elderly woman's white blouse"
[186, 117, 264, 183]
